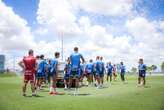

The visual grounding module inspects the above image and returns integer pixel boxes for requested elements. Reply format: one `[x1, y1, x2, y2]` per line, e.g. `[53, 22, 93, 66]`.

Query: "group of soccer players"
[18, 47, 147, 96]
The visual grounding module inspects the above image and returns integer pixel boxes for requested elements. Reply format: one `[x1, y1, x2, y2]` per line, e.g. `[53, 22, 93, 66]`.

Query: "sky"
[0, 0, 164, 71]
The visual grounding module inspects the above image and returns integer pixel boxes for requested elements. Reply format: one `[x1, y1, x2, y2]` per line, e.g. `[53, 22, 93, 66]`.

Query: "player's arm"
[18, 61, 24, 69]
[80, 55, 85, 64]
[45, 61, 48, 73]
[55, 62, 59, 77]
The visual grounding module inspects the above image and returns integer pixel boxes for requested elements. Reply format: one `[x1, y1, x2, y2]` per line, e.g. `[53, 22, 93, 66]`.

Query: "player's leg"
[121, 73, 125, 82]
[100, 74, 104, 87]
[96, 74, 100, 88]
[138, 72, 141, 85]
[143, 77, 146, 86]
[106, 73, 109, 82]
[110, 74, 112, 82]
[89, 73, 92, 85]
[22, 80, 28, 96]
[49, 76, 53, 93]
[30, 75, 36, 96]
[53, 74, 57, 93]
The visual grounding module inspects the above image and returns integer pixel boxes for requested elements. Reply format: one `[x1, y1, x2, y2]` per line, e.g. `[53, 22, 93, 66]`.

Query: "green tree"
[147, 66, 152, 74]
[151, 65, 157, 72]
[161, 62, 164, 72]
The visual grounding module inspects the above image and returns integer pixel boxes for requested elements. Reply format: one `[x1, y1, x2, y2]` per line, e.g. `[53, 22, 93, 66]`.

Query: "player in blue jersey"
[79, 63, 85, 86]
[85, 59, 94, 85]
[64, 57, 71, 90]
[106, 61, 113, 82]
[138, 58, 147, 87]
[36, 55, 47, 90]
[100, 57, 105, 85]
[69, 47, 85, 95]
[96, 56, 105, 88]
[92, 62, 97, 85]
[49, 52, 60, 95]
[120, 62, 126, 82]
[47, 59, 52, 86]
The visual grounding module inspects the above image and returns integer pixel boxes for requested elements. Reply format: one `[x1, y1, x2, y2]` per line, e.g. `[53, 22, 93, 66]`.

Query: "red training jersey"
[23, 55, 36, 75]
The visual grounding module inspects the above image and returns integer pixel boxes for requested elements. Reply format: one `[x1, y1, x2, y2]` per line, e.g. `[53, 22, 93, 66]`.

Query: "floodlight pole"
[61, 32, 64, 61]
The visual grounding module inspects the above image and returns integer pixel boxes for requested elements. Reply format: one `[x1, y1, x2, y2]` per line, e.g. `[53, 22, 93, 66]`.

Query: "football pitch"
[0, 74, 164, 110]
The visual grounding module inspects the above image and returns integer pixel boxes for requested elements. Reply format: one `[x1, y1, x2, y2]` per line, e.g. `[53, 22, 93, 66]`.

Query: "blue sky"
[0, 0, 164, 70]
[3, 0, 164, 27]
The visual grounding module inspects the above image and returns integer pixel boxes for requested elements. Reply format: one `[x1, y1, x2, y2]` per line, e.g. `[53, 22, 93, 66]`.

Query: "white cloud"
[37, 0, 82, 36]
[1, 0, 164, 71]
[126, 17, 164, 48]
[0, 1, 36, 51]
[159, 21, 164, 31]
[70, 0, 133, 16]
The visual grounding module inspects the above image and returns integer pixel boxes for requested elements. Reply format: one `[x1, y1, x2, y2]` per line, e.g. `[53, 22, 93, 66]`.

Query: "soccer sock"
[65, 84, 67, 88]
[50, 86, 53, 92]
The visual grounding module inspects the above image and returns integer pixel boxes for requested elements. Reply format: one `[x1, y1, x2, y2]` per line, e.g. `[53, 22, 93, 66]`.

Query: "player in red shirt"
[18, 49, 37, 96]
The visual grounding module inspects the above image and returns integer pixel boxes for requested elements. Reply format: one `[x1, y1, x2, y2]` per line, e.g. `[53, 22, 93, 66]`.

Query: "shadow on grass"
[24, 95, 45, 98]
[67, 93, 91, 96]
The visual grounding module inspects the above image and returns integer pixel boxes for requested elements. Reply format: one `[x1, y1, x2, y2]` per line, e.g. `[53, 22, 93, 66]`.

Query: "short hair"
[89, 59, 93, 62]
[120, 62, 123, 65]
[96, 56, 100, 60]
[36, 55, 40, 59]
[55, 52, 60, 57]
[28, 49, 33, 55]
[74, 47, 78, 51]
[40, 55, 44, 59]
[139, 58, 143, 62]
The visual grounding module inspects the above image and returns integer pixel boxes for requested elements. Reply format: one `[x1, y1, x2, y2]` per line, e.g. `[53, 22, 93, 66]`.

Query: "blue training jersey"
[85, 62, 94, 73]
[120, 65, 126, 73]
[138, 64, 146, 71]
[96, 60, 105, 73]
[37, 59, 47, 73]
[65, 63, 71, 75]
[70, 52, 82, 70]
[107, 64, 113, 73]
[50, 58, 58, 74]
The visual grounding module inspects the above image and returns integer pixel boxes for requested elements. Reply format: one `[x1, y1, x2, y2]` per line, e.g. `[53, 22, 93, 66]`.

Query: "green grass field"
[0, 74, 164, 110]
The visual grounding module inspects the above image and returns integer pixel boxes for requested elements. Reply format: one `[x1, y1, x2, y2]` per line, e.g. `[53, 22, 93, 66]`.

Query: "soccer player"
[138, 58, 147, 87]
[92, 62, 97, 85]
[96, 56, 105, 88]
[47, 59, 51, 86]
[18, 49, 37, 96]
[120, 62, 126, 82]
[36, 55, 47, 90]
[106, 62, 113, 82]
[113, 64, 117, 81]
[69, 47, 85, 95]
[85, 59, 94, 85]
[79, 63, 85, 86]
[64, 57, 71, 90]
[49, 52, 60, 95]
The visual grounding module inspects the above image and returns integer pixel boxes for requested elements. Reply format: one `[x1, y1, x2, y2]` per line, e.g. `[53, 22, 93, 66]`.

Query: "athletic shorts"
[86, 72, 92, 76]
[36, 72, 45, 78]
[96, 72, 104, 78]
[64, 74, 70, 80]
[139, 70, 146, 77]
[70, 70, 80, 78]
[48, 72, 56, 78]
[107, 71, 112, 76]
[24, 75, 34, 83]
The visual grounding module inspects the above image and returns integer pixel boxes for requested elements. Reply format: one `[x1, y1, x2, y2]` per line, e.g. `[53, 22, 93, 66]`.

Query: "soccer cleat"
[22, 93, 26, 97]
[49, 91, 55, 95]
[32, 94, 37, 97]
